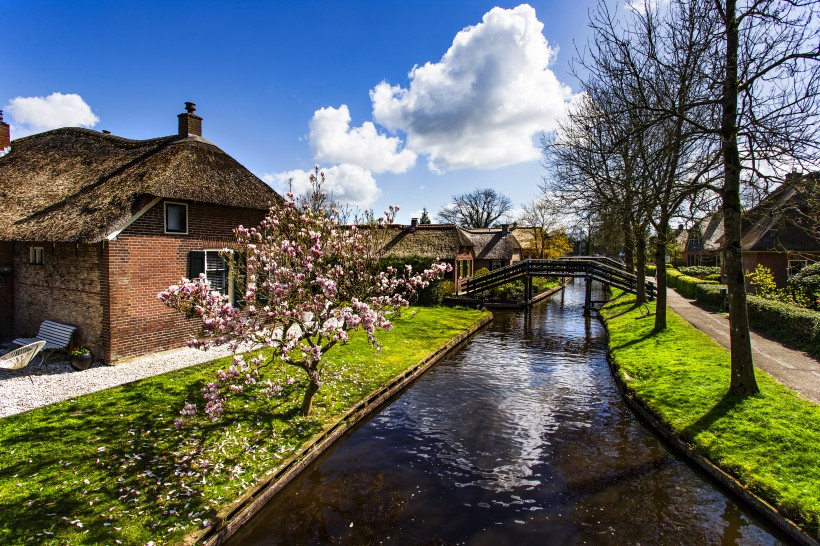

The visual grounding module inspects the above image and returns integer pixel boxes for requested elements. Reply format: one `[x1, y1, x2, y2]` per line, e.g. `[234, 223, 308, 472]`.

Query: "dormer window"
[165, 202, 188, 234]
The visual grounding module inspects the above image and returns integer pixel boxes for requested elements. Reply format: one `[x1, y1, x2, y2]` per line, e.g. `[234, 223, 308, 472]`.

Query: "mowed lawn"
[601, 291, 820, 538]
[0, 306, 488, 545]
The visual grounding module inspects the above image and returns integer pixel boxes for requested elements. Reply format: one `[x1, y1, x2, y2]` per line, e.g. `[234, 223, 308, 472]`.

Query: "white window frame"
[164, 201, 188, 234]
[30, 246, 44, 265]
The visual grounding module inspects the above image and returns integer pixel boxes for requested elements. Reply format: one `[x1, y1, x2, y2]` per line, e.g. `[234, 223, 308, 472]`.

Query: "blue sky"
[2, 0, 599, 223]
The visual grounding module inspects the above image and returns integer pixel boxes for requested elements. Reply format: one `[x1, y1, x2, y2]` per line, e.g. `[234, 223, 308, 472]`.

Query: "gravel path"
[0, 345, 236, 418]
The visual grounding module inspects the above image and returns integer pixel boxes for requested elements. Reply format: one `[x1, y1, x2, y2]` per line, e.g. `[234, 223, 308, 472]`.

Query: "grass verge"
[601, 290, 820, 539]
[0, 306, 488, 545]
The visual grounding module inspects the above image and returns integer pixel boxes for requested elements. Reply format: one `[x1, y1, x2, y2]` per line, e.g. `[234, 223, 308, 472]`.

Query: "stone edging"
[599, 314, 820, 546]
[189, 312, 493, 545]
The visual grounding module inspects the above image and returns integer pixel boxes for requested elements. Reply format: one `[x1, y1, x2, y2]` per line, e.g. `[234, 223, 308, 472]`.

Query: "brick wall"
[13, 242, 104, 355]
[0, 242, 14, 341]
[106, 200, 266, 362]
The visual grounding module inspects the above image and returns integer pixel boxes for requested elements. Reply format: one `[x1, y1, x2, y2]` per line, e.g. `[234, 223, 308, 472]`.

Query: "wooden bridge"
[458, 256, 656, 314]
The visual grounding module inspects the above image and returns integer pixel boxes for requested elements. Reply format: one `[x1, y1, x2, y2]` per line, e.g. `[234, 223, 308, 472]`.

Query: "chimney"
[501, 224, 509, 236]
[410, 218, 418, 231]
[178, 102, 202, 138]
[0, 110, 10, 150]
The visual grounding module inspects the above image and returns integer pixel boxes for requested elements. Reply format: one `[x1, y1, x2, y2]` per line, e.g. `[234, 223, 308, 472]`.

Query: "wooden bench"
[12, 320, 77, 362]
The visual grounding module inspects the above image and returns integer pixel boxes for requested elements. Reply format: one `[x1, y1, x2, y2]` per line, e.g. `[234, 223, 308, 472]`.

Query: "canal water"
[230, 282, 786, 545]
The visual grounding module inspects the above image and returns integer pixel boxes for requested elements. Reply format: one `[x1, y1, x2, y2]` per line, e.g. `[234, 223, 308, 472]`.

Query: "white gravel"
[0, 345, 237, 418]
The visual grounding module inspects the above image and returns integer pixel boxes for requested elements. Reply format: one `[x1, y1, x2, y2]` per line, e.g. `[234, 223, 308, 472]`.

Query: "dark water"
[230, 282, 786, 545]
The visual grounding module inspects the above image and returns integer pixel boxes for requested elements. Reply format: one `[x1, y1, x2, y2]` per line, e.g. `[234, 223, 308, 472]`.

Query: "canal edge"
[598, 314, 820, 546]
[189, 311, 494, 546]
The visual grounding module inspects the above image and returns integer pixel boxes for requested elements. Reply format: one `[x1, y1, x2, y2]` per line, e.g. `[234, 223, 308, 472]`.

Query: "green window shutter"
[189, 250, 205, 280]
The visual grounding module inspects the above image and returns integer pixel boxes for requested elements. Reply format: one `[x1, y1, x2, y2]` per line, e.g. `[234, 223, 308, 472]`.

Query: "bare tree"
[518, 194, 565, 258]
[437, 188, 513, 228]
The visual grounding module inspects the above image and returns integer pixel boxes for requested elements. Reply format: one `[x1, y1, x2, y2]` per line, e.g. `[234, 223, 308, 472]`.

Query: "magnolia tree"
[159, 193, 449, 420]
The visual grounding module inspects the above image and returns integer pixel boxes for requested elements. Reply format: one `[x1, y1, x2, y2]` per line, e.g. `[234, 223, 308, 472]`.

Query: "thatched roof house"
[377, 222, 475, 282]
[676, 213, 724, 267]
[0, 103, 280, 363]
[465, 225, 522, 270]
[741, 174, 819, 286]
[0, 126, 276, 243]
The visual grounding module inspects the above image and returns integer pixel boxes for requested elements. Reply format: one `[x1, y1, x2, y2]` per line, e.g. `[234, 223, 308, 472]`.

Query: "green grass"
[601, 291, 820, 538]
[0, 306, 488, 545]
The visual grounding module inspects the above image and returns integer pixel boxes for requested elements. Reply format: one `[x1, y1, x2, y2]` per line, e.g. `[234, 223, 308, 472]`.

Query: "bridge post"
[524, 275, 533, 304]
[584, 274, 592, 315]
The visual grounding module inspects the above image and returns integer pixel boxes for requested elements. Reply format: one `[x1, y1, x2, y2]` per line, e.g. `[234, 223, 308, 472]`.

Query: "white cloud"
[371, 4, 574, 173]
[309, 105, 417, 174]
[4, 92, 99, 137]
[263, 164, 382, 209]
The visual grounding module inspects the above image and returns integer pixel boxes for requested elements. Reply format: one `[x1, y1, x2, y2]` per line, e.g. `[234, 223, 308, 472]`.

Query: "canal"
[230, 281, 787, 545]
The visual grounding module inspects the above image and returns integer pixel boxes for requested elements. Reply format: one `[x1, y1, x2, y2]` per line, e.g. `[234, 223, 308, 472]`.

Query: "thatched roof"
[464, 228, 521, 260]
[742, 182, 820, 252]
[0, 128, 280, 243]
[679, 213, 724, 252]
[378, 224, 473, 259]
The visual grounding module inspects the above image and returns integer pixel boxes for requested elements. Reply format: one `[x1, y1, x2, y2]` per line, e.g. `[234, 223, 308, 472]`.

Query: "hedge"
[667, 270, 820, 358]
[746, 296, 820, 359]
[678, 265, 721, 278]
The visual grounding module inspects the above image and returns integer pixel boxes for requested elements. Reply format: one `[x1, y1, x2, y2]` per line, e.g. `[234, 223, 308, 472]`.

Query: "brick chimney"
[178, 102, 202, 138]
[500, 224, 509, 236]
[0, 110, 10, 150]
[410, 218, 418, 230]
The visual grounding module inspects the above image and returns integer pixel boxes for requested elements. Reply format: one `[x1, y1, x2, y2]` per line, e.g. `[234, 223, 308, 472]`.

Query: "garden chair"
[12, 320, 76, 363]
[0, 340, 47, 384]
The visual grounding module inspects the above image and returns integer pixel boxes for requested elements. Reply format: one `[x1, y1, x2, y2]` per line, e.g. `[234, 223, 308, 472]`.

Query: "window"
[30, 246, 44, 265]
[490, 260, 504, 271]
[165, 202, 188, 234]
[190, 250, 235, 304]
[789, 259, 808, 278]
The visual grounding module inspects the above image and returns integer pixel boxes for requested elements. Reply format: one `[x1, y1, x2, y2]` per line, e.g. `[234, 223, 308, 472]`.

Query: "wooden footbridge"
[458, 256, 656, 314]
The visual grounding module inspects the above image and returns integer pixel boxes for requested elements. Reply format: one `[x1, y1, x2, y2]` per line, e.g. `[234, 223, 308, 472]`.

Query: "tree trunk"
[721, 0, 759, 396]
[300, 380, 321, 416]
[634, 232, 647, 305]
[653, 232, 667, 332]
[623, 215, 635, 271]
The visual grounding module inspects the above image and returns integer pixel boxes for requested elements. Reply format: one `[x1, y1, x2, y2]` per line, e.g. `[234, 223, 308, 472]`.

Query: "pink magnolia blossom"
[159, 193, 450, 418]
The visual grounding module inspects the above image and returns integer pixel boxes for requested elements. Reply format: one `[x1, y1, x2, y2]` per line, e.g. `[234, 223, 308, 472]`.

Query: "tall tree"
[437, 188, 513, 228]
[419, 208, 432, 225]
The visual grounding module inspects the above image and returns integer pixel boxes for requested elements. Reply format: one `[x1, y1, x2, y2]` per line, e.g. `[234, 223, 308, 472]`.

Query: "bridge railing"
[458, 257, 656, 301]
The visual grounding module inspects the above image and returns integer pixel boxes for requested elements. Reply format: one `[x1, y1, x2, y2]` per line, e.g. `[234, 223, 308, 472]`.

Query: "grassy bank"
[601, 291, 820, 538]
[0, 306, 488, 545]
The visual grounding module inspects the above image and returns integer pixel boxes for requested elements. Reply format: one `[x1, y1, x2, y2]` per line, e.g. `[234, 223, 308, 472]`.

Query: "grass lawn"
[0, 306, 488, 545]
[601, 291, 820, 538]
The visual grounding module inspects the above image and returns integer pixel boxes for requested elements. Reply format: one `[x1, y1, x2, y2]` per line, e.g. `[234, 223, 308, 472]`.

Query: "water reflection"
[231, 282, 786, 546]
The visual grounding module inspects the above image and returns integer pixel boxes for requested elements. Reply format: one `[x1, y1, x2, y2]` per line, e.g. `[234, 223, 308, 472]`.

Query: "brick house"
[740, 174, 819, 287]
[676, 213, 724, 267]
[0, 104, 280, 363]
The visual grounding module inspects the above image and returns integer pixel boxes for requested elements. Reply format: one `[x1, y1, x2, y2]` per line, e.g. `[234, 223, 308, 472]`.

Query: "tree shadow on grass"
[681, 392, 744, 442]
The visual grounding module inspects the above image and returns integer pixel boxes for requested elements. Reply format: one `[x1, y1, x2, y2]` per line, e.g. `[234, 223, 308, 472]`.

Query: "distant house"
[740, 174, 819, 287]
[676, 213, 723, 267]
[671, 173, 819, 287]
[0, 103, 280, 363]
[465, 225, 522, 271]
[378, 220, 475, 283]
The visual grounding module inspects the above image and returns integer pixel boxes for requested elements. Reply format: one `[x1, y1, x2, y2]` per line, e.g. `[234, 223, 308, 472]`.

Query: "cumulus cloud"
[4, 92, 99, 137]
[263, 164, 381, 209]
[309, 105, 416, 173]
[371, 4, 573, 173]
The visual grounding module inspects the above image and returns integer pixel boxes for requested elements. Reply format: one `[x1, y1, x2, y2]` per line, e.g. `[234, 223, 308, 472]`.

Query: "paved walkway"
[665, 288, 820, 404]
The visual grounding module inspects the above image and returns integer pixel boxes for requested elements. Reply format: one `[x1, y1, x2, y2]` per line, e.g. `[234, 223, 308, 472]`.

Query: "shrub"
[665, 268, 684, 288]
[788, 262, 820, 308]
[704, 273, 721, 282]
[679, 265, 721, 278]
[747, 295, 820, 358]
[440, 280, 455, 296]
[747, 264, 780, 299]
[474, 267, 490, 278]
[646, 264, 657, 276]
[676, 273, 718, 299]
[379, 256, 447, 306]
[692, 283, 727, 311]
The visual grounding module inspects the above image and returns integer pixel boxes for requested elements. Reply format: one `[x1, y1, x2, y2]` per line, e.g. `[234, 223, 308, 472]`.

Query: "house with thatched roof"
[0, 103, 280, 363]
[377, 220, 475, 283]
[740, 173, 819, 287]
[464, 225, 522, 271]
[676, 213, 724, 267]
